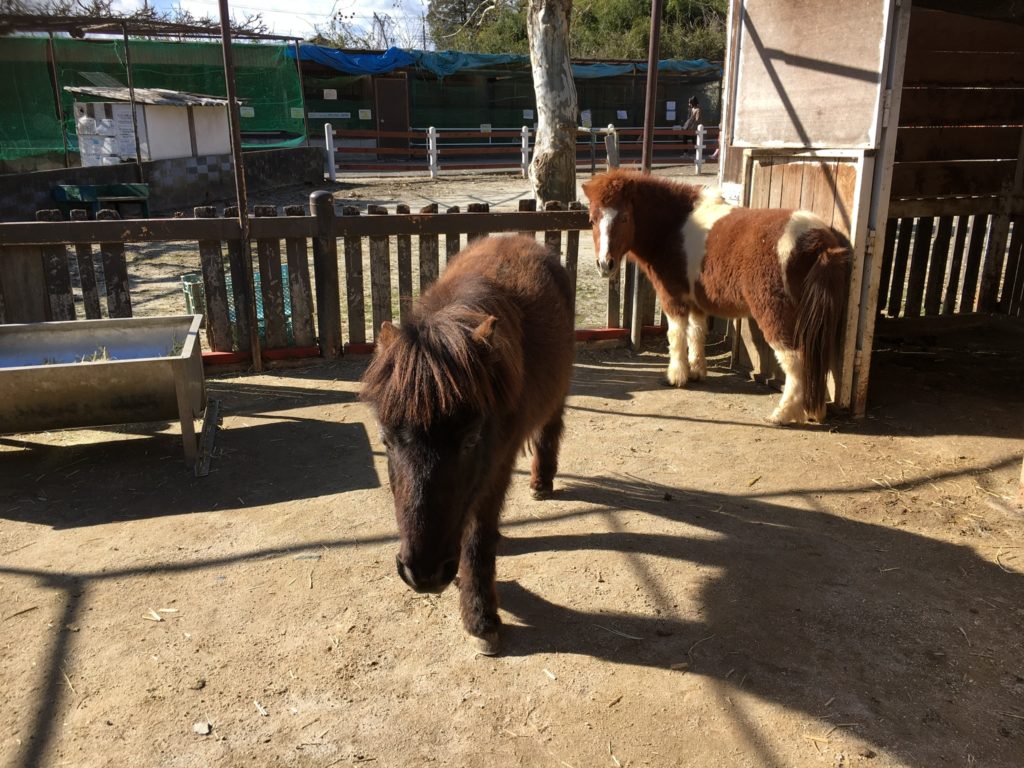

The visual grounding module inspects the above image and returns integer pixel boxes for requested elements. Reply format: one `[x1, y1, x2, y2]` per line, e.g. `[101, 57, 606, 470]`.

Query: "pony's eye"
[461, 429, 481, 453]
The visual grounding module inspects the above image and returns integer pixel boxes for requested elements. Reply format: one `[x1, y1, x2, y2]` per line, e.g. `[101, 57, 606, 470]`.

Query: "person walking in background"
[682, 96, 701, 130]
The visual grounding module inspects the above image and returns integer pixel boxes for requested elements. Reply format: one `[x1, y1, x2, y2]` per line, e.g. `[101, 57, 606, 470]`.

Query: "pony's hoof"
[767, 407, 801, 426]
[530, 484, 554, 500]
[470, 631, 501, 656]
[688, 363, 708, 381]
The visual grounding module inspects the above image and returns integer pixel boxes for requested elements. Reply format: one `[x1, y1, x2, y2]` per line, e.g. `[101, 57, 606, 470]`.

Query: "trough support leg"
[174, 368, 199, 466]
[196, 399, 222, 478]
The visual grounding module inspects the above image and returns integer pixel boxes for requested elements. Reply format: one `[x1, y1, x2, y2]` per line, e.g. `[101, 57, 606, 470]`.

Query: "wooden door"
[373, 76, 409, 159]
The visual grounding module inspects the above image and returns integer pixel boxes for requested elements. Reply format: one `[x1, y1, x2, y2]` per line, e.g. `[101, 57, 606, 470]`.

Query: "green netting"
[0, 37, 305, 163]
[0, 38, 66, 162]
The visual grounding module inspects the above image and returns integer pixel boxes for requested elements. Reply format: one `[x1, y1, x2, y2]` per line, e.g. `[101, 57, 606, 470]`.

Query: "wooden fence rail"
[0, 195, 660, 363]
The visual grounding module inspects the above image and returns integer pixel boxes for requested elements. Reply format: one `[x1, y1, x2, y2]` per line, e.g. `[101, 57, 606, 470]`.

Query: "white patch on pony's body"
[777, 210, 828, 279]
[666, 314, 690, 387]
[680, 187, 734, 291]
[597, 207, 619, 270]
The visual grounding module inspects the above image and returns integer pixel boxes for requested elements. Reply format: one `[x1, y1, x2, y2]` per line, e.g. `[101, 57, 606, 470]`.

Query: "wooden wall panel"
[898, 88, 1024, 128]
[890, 160, 1015, 198]
[895, 127, 1021, 162]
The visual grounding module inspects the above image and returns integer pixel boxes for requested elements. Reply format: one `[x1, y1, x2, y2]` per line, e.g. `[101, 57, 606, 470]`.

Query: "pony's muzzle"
[396, 554, 458, 594]
[597, 257, 618, 279]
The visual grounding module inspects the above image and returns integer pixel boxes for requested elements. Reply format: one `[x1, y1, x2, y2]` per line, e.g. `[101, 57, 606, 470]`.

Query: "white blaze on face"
[778, 210, 828, 270]
[597, 207, 619, 271]
[680, 187, 734, 289]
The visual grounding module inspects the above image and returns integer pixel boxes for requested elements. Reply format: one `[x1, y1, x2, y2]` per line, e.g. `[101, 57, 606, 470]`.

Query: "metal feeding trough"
[0, 315, 218, 471]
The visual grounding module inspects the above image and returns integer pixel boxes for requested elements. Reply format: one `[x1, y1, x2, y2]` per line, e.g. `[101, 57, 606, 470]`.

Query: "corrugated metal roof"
[64, 86, 233, 107]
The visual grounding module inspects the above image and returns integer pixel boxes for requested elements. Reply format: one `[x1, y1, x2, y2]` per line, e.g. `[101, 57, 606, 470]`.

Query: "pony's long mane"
[361, 279, 523, 428]
[584, 169, 701, 219]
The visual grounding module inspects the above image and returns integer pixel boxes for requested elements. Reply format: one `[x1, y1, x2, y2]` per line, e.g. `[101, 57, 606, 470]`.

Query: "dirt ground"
[2, 323, 1023, 767]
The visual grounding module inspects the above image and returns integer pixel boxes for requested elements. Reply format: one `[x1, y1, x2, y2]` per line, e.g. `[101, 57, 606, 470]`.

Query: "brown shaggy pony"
[582, 170, 849, 424]
[361, 235, 574, 654]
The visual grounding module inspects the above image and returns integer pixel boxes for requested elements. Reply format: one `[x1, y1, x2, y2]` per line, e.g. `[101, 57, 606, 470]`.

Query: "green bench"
[53, 183, 150, 219]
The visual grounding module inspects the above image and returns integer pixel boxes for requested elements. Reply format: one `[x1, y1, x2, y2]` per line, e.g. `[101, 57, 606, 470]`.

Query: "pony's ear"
[377, 321, 398, 350]
[581, 179, 593, 200]
[471, 315, 498, 345]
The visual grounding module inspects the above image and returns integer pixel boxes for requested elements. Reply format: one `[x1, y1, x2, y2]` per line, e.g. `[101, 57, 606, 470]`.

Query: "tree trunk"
[527, 0, 578, 206]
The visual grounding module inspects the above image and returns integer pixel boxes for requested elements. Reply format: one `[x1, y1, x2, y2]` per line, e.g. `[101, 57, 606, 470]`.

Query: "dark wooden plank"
[942, 215, 971, 314]
[908, 7, 1024, 54]
[904, 216, 933, 317]
[903, 51, 1024, 87]
[253, 205, 288, 350]
[923, 216, 954, 316]
[959, 214, 990, 312]
[544, 201, 563, 259]
[831, 161, 857, 237]
[69, 209, 101, 319]
[890, 160, 1015, 198]
[607, 261, 621, 329]
[895, 126, 1021, 162]
[310, 192, 341, 357]
[95, 209, 131, 319]
[566, 202, 583, 316]
[979, 213, 1012, 313]
[622, 262, 635, 334]
[368, 204, 393, 339]
[445, 206, 461, 263]
[888, 197, 1009, 218]
[223, 205, 251, 352]
[749, 159, 772, 209]
[0, 217, 239, 246]
[899, 87, 1024, 128]
[886, 218, 914, 317]
[1012, 220, 1024, 316]
[284, 204, 316, 348]
[35, 209, 76, 321]
[518, 198, 537, 238]
[877, 219, 899, 308]
[767, 159, 784, 210]
[194, 205, 233, 352]
[418, 203, 439, 293]
[396, 204, 413, 323]
[0, 274, 5, 324]
[999, 216, 1023, 314]
[249, 216, 316, 240]
[467, 202, 489, 242]
[341, 205, 366, 345]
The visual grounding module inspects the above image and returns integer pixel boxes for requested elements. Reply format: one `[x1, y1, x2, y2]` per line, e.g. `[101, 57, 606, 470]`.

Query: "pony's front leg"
[687, 311, 708, 380]
[666, 311, 691, 387]
[458, 470, 511, 655]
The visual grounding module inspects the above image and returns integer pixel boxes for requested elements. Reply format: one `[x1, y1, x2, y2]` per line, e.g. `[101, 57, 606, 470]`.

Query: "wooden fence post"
[69, 209, 101, 320]
[283, 204, 316, 348]
[604, 125, 619, 170]
[194, 205, 233, 352]
[342, 205, 366, 345]
[566, 201, 583, 315]
[36, 209, 76, 321]
[521, 126, 530, 178]
[396, 204, 414, 322]
[95, 209, 132, 318]
[253, 205, 288, 350]
[544, 201, 563, 260]
[368, 204, 392, 338]
[518, 199, 537, 239]
[310, 191, 342, 357]
[467, 202, 489, 242]
[418, 203, 440, 292]
[324, 123, 336, 183]
[223, 205, 252, 352]
[445, 206, 461, 263]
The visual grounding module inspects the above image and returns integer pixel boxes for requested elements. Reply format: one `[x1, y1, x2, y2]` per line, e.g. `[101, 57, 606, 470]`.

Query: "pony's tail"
[795, 245, 850, 420]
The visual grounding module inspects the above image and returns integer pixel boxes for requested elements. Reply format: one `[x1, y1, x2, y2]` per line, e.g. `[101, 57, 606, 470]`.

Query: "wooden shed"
[716, 0, 1023, 417]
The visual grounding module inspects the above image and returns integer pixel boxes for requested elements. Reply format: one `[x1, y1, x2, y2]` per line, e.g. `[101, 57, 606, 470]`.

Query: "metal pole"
[218, 0, 263, 372]
[46, 33, 70, 169]
[324, 122, 336, 182]
[293, 39, 311, 147]
[631, 0, 664, 348]
[121, 24, 145, 183]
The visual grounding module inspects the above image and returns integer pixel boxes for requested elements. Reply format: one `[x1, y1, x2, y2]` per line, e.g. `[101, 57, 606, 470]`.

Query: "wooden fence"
[0, 194, 669, 366]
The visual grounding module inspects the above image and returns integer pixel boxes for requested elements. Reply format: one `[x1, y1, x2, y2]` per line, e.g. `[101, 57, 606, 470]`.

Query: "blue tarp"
[288, 44, 721, 81]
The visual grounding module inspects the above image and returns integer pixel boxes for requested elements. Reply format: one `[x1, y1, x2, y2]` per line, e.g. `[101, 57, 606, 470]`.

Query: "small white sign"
[358, 109, 372, 120]
[323, 89, 338, 100]
[239, 106, 255, 118]
[580, 109, 592, 128]
[290, 107, 305, 120]
[616, 109, 627, 120]
[309, 111, 350, 119]
[523, 109, 534, 120]
[480, 123, 492, 133]
[666, 110, 676, 121]
[667, 100, 676, 110]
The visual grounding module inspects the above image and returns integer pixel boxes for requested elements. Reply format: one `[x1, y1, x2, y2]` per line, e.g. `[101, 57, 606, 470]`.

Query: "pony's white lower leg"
[687, 313, 708, 380]
[769, 347, 806, 424]
[666, 314, 690, 387]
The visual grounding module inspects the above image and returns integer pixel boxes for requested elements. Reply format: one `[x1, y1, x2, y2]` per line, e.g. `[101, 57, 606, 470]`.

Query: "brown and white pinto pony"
[582, 170, 850, 424]
[361, 235, 574, 655]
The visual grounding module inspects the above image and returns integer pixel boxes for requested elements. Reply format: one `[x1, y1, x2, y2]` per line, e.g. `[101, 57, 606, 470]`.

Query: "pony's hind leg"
[530, 407, 564, 500]
[768, 346, 808, 425]
[666, 310, 691, 387]
[687, 311, 708, 380]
